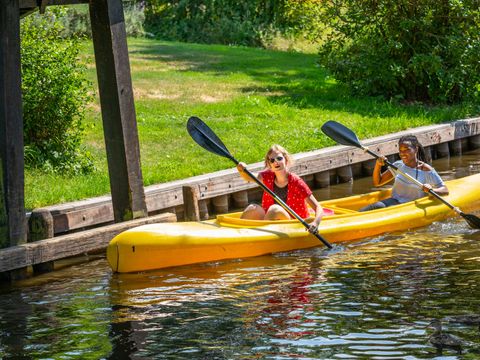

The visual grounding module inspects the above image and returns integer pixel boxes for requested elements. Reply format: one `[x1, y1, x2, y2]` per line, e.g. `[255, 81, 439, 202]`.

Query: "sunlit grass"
[24, 37, 479, 210]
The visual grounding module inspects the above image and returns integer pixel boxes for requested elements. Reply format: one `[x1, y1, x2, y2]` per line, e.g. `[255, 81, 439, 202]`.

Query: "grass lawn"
[24, 37, 479, 210]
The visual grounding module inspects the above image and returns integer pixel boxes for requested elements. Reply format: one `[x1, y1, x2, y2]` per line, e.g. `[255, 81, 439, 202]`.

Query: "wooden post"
[212, 195, 229, 214]
[232, 191, 248, 209]
[182, 185, 200, 221]
[469, 134, 480, 149]
[424, 146, 433, 162]
[303, 174, 314, 188]
[449, 139, 462, 156]
[329, 170, 338, 185]
[336, 165, 353, 183]
[351, 163, 362, 178]
[199, 199, 209, 220]
[314, 171, 330, 188]
[28, 208, 54, 273]
[0, 0, 27, 249]
[89, 0, 147, 222]
[362, 159, 376, 176]
[435, 142, 450, 159]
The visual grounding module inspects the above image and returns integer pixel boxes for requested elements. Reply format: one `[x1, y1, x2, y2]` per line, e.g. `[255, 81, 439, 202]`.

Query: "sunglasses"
[268, 155, 284, 164]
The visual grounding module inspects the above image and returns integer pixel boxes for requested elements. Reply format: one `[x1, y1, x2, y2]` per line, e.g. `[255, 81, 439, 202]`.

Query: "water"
[1, 149, 480, 359]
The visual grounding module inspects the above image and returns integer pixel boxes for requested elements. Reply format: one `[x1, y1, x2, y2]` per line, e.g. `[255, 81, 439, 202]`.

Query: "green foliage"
[318, 0, 480, 104]
[144, 0, 287, 46]
[54, 2, 146, 38]
[21, 10, 94, 174]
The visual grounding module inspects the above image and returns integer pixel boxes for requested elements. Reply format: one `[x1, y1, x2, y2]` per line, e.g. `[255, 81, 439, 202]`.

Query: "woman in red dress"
[236, 144, 323, 234]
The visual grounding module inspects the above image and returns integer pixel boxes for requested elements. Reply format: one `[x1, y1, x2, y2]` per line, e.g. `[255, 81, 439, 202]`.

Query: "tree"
[318, 0, 480, 104]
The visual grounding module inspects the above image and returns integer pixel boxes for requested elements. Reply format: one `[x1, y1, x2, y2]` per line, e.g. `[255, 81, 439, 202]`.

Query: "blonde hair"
[264, 144, 294, 168]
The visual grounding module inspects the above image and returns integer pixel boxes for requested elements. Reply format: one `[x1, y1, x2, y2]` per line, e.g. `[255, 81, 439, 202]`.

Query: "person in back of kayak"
[236, 144, 323, 234]
[360, 134, 449, 211]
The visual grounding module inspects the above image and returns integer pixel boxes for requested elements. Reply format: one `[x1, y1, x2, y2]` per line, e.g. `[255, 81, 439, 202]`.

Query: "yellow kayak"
[107, 173, 480, 273]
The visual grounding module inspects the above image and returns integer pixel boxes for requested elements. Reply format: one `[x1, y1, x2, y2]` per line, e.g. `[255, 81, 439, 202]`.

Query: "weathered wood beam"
[89, 0, 147, 222]
[0, 212, 176, 273]
[0, 0, 27, 248]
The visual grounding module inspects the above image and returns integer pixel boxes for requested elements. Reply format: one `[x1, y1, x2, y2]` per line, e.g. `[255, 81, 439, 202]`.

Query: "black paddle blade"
[460, 212, 480, 229]
[321, 120, 363, 149]
[187, 116, 235, 162]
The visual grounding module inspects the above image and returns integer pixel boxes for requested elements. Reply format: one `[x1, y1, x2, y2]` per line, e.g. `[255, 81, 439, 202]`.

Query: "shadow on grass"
[128, 40, 475, 123]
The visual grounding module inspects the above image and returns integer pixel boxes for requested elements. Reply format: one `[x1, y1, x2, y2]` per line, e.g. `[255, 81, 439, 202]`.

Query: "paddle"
[187, 116, 333, 248]
[321, 120, 480, 229]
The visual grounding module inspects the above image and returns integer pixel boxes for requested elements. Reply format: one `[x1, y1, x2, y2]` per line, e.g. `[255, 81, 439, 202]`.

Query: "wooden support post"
[469, 134, 480, 149]
[303, 174, 314, 188]
[314, 171, 330, 188]
[28, 208, 54, 273]
[435, 142, 450, 159]
[351, 163, 362, 178]
[424, 146, 433, 162]
[330, 170, 338, 185]
[0, 0, 27, 250]
[212, 195, 229, 214]
[89, 0, 147, 222]
[336, 165, 353, 183]
[198, 199, 209, 220]
[232, 191, 248, 209]
[362, 159, 376, 176]
[182, 186, 200, 221]
[449, 139, 462, 156]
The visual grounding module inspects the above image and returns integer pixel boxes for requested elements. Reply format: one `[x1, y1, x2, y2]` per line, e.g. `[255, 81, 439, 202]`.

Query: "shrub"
[21, 10, 94, 174]
[56, 2, 147, 38]
[318, 0, 480, 104]
[144, 0, 284, 46]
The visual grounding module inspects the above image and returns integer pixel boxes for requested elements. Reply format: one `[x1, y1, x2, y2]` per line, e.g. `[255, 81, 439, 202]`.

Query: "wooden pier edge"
[0, 212, 176, 275]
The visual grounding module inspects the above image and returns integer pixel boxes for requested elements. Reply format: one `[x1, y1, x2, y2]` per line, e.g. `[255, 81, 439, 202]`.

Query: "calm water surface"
[1, 149, 480, 359]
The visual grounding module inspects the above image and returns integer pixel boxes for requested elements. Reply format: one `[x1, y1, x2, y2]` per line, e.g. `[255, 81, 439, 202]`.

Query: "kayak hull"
[107, 173, 480, 273]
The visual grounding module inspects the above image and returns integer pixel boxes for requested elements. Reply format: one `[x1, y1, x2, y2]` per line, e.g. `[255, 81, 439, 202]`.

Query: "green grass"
[24, 37, 479, 210]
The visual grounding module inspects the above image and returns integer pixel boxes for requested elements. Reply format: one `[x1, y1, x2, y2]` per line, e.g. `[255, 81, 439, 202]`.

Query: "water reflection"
[1, 149, 480, 359]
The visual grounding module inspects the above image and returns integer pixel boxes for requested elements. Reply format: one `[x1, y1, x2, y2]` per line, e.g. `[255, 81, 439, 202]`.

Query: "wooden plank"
[0, 0, 27, 247]
[0, 212, 176, 273]
[89, 0, 147, 222]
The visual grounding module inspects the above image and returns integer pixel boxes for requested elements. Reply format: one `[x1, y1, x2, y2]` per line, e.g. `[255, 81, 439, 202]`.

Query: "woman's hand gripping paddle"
[187, 116, 333, 248]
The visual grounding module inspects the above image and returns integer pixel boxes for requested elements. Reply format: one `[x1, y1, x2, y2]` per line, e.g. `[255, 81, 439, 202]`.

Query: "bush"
[144, 0, 287, 46]
[318, 0, 480, 104]
[21, 10, 94, 174]
[56, 2, 147, 38]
